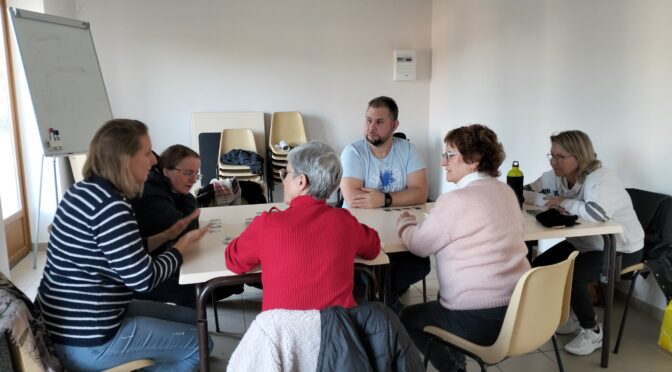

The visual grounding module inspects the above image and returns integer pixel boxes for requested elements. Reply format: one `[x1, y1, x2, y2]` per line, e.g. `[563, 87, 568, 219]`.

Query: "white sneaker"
[564, 325, 603, 356]
[556, 311, 580, 335]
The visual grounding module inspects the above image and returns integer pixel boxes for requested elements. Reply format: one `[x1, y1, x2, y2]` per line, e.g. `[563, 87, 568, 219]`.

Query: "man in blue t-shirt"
[340, 96, 430, 311]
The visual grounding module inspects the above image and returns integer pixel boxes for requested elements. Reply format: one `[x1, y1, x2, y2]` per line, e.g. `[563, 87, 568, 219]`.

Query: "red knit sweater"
[225, 195, 381, 311]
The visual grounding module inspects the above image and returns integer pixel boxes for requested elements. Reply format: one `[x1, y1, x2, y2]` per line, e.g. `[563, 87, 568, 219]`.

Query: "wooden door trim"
[1, 0, 32, 266]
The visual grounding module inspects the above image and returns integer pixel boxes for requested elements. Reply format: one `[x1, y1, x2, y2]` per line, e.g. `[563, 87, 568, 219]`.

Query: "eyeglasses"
[442, 151, 461, 161]
[278, 169, 294, 181]
[547, 153, 573, 162]
[172, 168, 202, 179]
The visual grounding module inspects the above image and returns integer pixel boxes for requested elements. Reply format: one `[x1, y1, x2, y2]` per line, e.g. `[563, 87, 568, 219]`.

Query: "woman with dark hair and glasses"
[525, 130, 643, 356]
[132, 144, 202, 255]
[131, 144, 244, 307]
[225, 141, 381, 311]
[396, 124, 530, 372]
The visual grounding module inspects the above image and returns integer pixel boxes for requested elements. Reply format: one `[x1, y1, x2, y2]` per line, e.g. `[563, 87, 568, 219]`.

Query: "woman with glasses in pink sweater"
[396, 124, 530, 372]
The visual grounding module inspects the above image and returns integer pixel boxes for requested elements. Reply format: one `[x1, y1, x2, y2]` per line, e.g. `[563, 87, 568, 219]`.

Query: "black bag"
[535, 208, 579, 228]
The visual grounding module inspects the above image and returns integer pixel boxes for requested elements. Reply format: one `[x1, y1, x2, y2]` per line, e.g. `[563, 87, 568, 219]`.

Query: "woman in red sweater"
[225, 141, 381, 310]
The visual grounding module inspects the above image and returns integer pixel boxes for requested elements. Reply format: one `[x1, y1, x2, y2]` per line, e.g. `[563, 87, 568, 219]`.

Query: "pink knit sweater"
[400, 177, 530, 310]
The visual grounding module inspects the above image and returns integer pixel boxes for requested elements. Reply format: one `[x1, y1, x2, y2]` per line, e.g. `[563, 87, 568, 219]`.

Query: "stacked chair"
[218, 128, 263, 183]
[266, 112, 307, 201]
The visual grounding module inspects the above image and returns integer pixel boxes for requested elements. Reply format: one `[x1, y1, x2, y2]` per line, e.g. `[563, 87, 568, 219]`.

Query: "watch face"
[385, 194, 392, 207]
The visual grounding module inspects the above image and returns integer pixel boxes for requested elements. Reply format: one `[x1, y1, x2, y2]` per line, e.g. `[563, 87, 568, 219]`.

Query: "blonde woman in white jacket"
[525, 130, 644, 357]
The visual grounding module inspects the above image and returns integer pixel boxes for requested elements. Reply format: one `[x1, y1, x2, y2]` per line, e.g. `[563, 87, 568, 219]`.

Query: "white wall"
[430, 0, 672, 310]
[74, 0, 432, 157]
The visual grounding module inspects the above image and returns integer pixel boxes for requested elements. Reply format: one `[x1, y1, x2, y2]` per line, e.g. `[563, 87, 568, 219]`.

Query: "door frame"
[1, 1, 32, 267]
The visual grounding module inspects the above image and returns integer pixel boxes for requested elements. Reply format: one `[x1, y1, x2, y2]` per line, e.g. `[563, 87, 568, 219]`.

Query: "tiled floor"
[11, 250, 672, 371]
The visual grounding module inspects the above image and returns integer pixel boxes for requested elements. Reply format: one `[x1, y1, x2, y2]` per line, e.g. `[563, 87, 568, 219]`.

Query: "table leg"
[378, 263, 391, 306]
[600, 234, 620, 368]
[195, 283, 210, 372]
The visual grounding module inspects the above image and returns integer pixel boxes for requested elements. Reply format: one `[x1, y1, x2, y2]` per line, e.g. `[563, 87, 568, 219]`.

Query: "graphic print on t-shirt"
[377, 167, 402, 193]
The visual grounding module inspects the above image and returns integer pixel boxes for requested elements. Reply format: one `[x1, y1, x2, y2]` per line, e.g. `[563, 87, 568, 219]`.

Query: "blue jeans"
[53, 300, 212, 372]
[401, 301, 507, 372]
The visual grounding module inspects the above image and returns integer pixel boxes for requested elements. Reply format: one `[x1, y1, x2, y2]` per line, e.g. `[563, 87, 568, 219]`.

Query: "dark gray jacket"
[317, 303, 424, 372]
[627, 188, 672, 301]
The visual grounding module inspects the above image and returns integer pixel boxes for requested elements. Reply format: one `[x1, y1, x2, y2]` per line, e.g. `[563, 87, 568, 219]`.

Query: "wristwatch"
[383, 193, 392, 208]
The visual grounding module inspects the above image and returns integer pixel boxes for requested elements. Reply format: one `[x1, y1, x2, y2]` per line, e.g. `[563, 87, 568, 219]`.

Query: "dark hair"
[83, 119, 149, 197]
[368, 96, 399, 121]
[158, 144, 200, 171]
[444, 124, 505, 177]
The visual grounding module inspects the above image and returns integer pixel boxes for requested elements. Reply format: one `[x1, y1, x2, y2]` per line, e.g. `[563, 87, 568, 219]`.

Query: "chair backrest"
[393, 132, 407, 140]
[626, 188, 672, 259]
[219, 128, 258, 155]
[268, 112, 306, 150]
[487, 251, 578, 362]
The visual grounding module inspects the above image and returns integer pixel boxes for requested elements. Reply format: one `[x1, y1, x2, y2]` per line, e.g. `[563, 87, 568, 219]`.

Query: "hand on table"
[544, 196, 565, 209]
[350, 188, 385, 209]
[173, 224, 210, 254]
[164, 209, 201, 241]
[396, 211, 418, 238]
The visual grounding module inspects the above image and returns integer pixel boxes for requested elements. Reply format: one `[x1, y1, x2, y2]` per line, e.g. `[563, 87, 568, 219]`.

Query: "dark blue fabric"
[220, 149, 264, 174]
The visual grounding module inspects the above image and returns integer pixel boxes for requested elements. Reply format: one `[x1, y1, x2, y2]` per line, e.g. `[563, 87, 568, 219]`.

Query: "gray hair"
[287, 141, 342, 200]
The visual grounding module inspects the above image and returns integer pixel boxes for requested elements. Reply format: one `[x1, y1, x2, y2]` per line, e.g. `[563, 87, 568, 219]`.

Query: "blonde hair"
[82, 119, 149, 198]
[550, 130, 602, 182]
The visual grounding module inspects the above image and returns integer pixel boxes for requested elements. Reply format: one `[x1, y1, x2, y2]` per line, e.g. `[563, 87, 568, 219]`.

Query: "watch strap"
[384, 192, 392, 207]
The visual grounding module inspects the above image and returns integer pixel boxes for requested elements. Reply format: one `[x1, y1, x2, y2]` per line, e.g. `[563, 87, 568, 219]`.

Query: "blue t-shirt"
[340, 137, 426, 207]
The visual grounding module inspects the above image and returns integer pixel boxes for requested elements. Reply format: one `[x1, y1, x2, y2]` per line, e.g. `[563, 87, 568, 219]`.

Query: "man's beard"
[366, 134, 387, 147]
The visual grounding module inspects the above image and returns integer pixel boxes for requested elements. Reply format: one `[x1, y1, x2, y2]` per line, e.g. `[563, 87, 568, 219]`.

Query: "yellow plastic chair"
[102, 359, 155, 372]
[218, 128, 259, 173]
[268, 111, 306, 156]
[423, 251, 578, 372]
[266, 112, 306, 201]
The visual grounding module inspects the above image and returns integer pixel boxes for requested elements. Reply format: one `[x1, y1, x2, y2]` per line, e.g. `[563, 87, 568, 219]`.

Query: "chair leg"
[551, 335, 565, 372]
[613, 271, 640, 354]
[423, 339, 433, 370]
[422, 277, 427, 303]
[211, 293, 220, 333]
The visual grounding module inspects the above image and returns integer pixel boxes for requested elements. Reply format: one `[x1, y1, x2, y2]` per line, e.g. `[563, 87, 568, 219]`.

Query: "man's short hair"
[368, 96, 399, 121]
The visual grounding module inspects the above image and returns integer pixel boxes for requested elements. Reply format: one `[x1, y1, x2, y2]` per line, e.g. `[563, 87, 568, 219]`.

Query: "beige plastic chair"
[266, 112, 307, 200]
[423, 251, 578, 372]
[102, 359, 155, 372]
[218, 128, 259, 173]
[268, 111, 306, 156]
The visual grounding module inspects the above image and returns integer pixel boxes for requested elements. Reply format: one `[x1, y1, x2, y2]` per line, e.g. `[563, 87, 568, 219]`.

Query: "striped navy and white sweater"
[35, 176, 183, 346]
